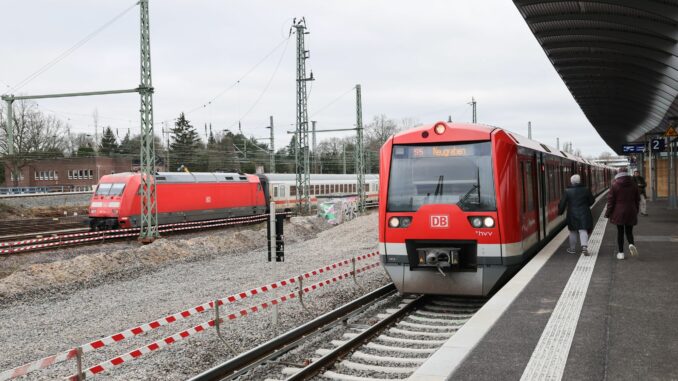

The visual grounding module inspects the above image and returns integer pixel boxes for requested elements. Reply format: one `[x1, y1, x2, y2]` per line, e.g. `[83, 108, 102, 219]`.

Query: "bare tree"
[1, 100, 69, 185]
[365, 115, 399, 148]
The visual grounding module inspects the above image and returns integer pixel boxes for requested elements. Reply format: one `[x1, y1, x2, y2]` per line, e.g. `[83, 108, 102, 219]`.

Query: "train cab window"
[95, 183, 125, 196]
[109, 183, 126, 196]
[96, 183, 112, 195]
[387, 142, 496, 212]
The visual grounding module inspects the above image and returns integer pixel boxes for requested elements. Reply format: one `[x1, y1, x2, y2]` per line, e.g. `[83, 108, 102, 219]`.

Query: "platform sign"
[651, 138, 666, 152]
[622, 143, 645, 154]
[622, 144, 645, 153]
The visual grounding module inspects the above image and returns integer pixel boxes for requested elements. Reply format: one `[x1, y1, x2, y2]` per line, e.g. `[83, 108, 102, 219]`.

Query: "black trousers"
[616, 225, 634, 253]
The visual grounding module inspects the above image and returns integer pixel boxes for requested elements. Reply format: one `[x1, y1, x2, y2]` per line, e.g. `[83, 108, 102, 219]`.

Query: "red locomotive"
[89, 172, 268, 230]
[88, 172, 379, 230]
[379, 122, 613, 296]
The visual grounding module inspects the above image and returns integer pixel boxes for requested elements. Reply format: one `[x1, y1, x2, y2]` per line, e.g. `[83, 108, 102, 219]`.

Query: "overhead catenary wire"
[230, 36, 292, 128]
[182, 36, 291, 116]
[310, 86, 356, 118]
[10, 1, 139, 92]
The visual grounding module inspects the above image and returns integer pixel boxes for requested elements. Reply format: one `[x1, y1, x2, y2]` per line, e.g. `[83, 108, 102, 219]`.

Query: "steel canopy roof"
[513, 0, 678, 154]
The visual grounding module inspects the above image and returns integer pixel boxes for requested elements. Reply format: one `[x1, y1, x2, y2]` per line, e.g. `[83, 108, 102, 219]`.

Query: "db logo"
[430, 215, 449, 228]
[205, 196, 212, 204]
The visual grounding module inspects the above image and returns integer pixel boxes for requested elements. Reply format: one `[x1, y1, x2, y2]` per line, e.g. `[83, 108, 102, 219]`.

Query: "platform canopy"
[513, 0, 678, 154]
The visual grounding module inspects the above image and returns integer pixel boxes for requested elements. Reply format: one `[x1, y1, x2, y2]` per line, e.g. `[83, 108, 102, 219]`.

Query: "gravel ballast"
[0, 212, 388, 380]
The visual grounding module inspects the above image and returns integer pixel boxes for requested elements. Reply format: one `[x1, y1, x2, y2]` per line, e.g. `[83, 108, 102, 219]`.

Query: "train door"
[536, 153, 547, 241]
[519, 154, 540, 250]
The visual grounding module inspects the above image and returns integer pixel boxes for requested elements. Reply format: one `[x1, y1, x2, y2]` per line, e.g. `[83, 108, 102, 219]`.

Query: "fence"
[0, 251, 380, 380]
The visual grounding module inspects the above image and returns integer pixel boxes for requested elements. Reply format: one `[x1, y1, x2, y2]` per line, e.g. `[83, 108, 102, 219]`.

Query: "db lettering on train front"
[430, 215, 449, 228]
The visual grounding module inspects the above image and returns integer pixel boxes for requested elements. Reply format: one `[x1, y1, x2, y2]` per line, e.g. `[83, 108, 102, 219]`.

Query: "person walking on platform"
[558, 174, 595, 256]
[606, 168, 640, 260]
[633, 170, 648, 216]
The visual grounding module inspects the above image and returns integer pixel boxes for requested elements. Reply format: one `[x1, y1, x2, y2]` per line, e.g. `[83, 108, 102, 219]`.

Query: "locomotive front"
[379, 122, 505, 296]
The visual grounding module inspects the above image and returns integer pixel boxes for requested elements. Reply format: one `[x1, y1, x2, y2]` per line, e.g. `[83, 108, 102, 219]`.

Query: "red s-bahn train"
[379, 122, 614, 296]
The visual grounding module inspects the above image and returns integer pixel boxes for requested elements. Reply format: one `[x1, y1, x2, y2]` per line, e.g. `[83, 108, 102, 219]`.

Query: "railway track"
[190, 284, 485, 381]
[0, 214, 276, 255]
[0, 216, 89, 240]
[0, 202, 378, 256]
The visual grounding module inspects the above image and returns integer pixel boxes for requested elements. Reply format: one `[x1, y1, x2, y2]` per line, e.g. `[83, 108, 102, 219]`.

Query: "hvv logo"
[430, 215, 449, 228]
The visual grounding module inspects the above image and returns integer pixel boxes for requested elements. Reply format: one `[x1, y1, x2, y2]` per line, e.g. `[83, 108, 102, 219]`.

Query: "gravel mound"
[0, 212, 387, 380]
[0, 216, 327, 301]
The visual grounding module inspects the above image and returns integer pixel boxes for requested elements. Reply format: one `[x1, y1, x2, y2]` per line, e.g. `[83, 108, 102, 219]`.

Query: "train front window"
[96, 183, 125, 196]
[387, 142, 496, 212]
[95, 183, 112, 195]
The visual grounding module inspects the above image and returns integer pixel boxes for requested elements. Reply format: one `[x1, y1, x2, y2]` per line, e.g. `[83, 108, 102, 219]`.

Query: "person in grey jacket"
[558, 174, 595, 255]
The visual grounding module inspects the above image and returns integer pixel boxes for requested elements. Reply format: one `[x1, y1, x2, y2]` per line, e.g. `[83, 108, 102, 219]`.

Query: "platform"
[411, 197, 678, 381]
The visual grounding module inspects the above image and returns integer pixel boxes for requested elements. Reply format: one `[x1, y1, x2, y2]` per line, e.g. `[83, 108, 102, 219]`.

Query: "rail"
[189, 282, 397, 381]
[0, 213, 287, 255]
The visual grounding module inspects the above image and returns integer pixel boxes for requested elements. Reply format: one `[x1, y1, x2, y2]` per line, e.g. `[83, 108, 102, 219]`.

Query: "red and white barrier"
[79, 251, 378, 353]
[0, 348, 79, 381]
[73, 262, 380, 379]
[0, 251, 379, 380]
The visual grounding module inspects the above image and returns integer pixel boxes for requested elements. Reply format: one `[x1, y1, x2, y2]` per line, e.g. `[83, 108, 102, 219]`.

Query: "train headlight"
[434, 123, 446, 135]
[389, 217, 400, 228]
[483, 217, 495, 228]
[388, 216, 412, 228]
[470, 217, 483, 228]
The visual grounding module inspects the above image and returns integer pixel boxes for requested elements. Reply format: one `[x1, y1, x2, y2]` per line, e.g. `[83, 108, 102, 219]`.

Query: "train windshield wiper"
[433, 175, 444, 198]
[458, 169, 481, 209]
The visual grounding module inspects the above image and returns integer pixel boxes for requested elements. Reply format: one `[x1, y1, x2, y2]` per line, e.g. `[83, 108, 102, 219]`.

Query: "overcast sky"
[0, 0, 613, 156]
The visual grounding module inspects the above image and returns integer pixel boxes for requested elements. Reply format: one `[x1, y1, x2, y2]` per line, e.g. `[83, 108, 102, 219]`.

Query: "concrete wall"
[0, 192, 92, 209]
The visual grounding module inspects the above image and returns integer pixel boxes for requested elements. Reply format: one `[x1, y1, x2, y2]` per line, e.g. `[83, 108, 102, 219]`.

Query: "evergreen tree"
[170, 113, 201, 171]
[99, 127, 118, 155]
[118, 131, 133, 155]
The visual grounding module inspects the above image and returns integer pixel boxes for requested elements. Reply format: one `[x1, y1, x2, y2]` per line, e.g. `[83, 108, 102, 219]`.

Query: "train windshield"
[95, 183, 126, 196]
[387, 142, 496, 212]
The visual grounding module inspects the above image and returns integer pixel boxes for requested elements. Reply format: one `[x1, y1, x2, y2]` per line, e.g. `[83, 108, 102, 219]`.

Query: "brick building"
[4, 157, 134, 191]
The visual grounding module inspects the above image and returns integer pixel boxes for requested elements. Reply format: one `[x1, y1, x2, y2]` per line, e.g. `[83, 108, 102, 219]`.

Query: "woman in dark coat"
[605, 168, 640, 259]
[558, 174, 595, 255]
